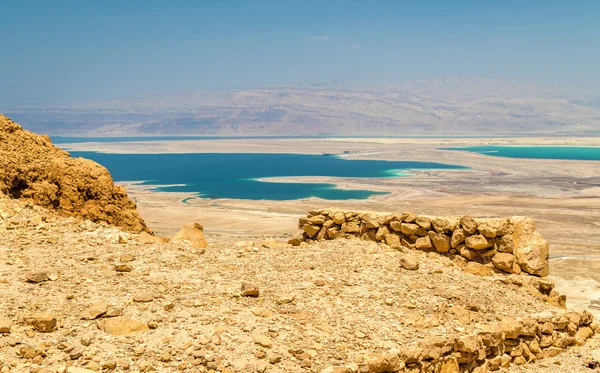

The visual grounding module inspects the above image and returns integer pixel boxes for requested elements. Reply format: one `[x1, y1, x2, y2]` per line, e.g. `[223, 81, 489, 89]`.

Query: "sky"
[1, 0, 599, 105]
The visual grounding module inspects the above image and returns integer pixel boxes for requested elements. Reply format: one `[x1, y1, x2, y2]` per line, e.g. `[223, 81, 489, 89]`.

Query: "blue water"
[444, 146, 600, 161]
[69, 152, 466, 200]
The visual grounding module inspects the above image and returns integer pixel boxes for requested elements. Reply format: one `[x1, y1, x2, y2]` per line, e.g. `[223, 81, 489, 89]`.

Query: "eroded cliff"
[0, 114, 149, 233]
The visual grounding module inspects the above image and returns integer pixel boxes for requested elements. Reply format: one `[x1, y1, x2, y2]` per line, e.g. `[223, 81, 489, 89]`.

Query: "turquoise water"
[443, 146, 600, 161]
[69, 152, 466, 200]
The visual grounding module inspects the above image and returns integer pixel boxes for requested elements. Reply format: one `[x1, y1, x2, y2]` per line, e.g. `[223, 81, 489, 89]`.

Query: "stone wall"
[291, 210, 550, 277]
[321, 310, 598, 373]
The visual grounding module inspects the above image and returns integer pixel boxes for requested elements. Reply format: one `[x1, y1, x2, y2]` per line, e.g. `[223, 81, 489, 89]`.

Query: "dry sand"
[64, 137, 600, 317]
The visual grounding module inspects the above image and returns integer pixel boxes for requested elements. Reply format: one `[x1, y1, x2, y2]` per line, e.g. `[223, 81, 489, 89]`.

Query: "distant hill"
[4, 78, 600, 136]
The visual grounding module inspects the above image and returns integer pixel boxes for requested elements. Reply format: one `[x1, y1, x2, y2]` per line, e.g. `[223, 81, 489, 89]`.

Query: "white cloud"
[306, 36, 331, 41]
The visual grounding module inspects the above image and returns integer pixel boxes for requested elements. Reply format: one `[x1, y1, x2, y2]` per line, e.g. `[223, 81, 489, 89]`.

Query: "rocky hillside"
[0, 195, 598, 373]
[0, 114, 148, 233]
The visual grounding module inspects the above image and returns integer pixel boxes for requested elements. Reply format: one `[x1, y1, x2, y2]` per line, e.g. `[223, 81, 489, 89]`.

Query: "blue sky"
[1, 0, 599, 104]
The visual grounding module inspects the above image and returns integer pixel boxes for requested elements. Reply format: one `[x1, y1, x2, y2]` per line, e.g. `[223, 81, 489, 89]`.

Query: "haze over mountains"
[5, 78, 600, 136]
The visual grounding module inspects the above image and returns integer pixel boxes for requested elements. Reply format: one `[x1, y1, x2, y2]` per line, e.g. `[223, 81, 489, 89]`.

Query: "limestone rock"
[288, 233, 304, 246]
[400, 223, 427, 237]
[341, 221, 359, 233]
[241, 282, 260, 297]
[428, 231, 451, 253]
[375, 225, 390, 241]
[384, 233, 401, 247]
[418, 336, 455, 360]
[415, 216, 431, 230]
[0, 115, 149, 233]
[25, 271, 49, 283]
[254, 335, 273, 348]
[500, 317, 523, 339]
[170, 222, 208, 248]
[492, 253, 515, 273]
[399, 255, 419, 271]
[415, 236, 432, 250]
[431, 218, 452, 233]
[465, 234, 493, 250]
[460, 216, 478, 234]
[0, 316, 11, 333]
[389, 220, 403, 232]
[477, 221, 498, 238]
[115, 264, 133, 272]
[458, 245, 479, 261]
[495, 235, 514, 253]
[26, 313, 57, 332]
[133, 292, 154, 303]
[99, 317, 149, 335]
[456, 335, 484, 354]
[81, 301, 108, 320]
[513, 217, 549, 277]
[450, 228, 466, 248]
[332, 211, 345, 225]
[362, 214, 380, 229]
[465, 262, 493, 276]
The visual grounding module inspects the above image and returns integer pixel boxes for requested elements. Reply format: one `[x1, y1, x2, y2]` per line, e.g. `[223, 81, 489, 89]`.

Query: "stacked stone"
[321, 310, 598, 373]
[290, 210, 549, 277]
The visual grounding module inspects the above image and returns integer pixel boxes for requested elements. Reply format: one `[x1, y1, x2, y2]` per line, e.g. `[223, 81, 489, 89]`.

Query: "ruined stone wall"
[291, 210, 550, 277]
[323, 310, 598, 373]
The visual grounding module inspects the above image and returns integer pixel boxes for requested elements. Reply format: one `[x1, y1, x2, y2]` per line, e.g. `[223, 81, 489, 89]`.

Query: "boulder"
[375, 225, 390, 241]
[400, 223, 427, 237]
[415, 236, 432, 250]
[458, 245, 479, 261]
[389, 220, 403, 232]
[303, 224, 321, 238]
[492, 253, 515, 273]
[399, 255, 420, 270]
[288, 233, 304, 246]
[0, 316, 11, 333]
[465, 262, 493, 276]
[362, 214, 380, 229]
[465, 234, 493, 250]
[513, 217, 549, 277]
[26, 313, 57, 332]
[428, 231, 451, 253]
[81, 301, 108, 320]
[331, 211, 345, 225]
[170, 222, 208, 248]
[495, 235, 514, 253]
[450, 228, 466, 248]
[241, 282, 260, 297]
[342, 221, 360, 233]
[384, 233, 401, 247]
[415, 217, 431, 230]
[460, 216, 478, 235]
[477, 221, 499, 238]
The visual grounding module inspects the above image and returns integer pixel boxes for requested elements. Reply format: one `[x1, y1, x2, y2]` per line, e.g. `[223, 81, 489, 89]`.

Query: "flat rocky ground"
[1, 196, 599, 372]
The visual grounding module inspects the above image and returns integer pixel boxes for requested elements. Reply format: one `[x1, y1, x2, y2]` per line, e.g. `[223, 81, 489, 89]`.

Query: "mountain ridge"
[4, 78, 600, 136]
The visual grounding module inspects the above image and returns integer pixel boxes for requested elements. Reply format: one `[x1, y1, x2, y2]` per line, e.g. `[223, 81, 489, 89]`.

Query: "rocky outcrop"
[0, 114, 149, 233]
[292, 210, 550, 278]
[169, 222, 208, 248]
